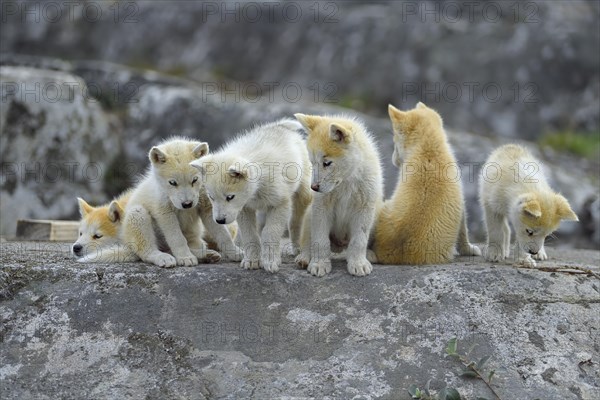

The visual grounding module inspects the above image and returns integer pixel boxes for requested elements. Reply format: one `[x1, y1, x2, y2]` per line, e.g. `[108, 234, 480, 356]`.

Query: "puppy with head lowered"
[191, 119, 312, 273]
[480, 144, 578, 266]
[294, 114, 383, 277]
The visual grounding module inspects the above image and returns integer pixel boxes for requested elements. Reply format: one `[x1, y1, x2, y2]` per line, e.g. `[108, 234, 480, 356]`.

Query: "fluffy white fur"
[294, 114, 383, 277]
[191, 119, 312, 273]
[480, 144, 578, 266]
[122, 137, 221, 268]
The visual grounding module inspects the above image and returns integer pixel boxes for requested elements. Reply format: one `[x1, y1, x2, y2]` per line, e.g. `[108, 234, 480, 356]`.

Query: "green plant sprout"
[445, 337, 502, 400]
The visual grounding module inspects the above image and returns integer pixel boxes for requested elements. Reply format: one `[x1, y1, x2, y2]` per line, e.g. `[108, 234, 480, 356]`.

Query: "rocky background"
[1, 0, 599, 248]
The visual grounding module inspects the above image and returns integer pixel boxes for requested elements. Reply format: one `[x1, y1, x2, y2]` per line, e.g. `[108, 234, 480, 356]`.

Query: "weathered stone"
[0, 66, 119, 236]
[1, 1, 598, 137]
[0, 241, 598, 399]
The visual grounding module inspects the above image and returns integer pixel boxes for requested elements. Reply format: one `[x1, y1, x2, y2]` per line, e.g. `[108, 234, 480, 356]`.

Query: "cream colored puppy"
[294, 114, 383, 277]
[191, 119, 312, 273]
[123, 138, 221, 268]
[480, 144, 578, 266]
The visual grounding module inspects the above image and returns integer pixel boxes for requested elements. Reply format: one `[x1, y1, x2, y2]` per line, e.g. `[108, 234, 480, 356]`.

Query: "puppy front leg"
[515, 241, 536, 267]
[533, 243, 548, 261]
[124, 205, 175, 268]
[307, 200, 333, 277]
[185, 221, 221, 263]
[295, 209, 312, 269]
[238, 207, 261, 270]
[346, 209, 375, 277]
[260, 201, 292, 273]
[482, 209, 506, 262]
[155, 211, 197, 267]
[199, 205, 243, 261]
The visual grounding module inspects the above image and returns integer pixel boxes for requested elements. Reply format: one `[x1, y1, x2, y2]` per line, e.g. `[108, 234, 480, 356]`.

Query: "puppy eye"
[226, 195, 235, 201]
[93, 234, 103, 239]
[192, 177, 198, 185]
[169, 180, 178, 186]
[526, 229, 534, 236]
[79, 232, 82, 236]
[323, 160, 332, 168]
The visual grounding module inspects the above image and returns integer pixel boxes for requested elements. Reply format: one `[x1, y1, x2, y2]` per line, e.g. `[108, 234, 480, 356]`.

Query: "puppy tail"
[456, 209, 482, 256]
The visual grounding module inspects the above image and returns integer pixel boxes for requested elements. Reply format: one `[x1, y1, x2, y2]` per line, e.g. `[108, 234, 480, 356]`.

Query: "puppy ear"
[518, 194, 542, 218]
[416, 101, 427, 109]
[555, 194, 578, 221]
[77, 197, 93, 217]
[227, 164, 247, 179]
[108, 200, 124, 223]
[192, 142, 209, 159]
[294, 113, 321, 132]
[189, 159, 204, 174]
[149, 147, 167, 164]
[329, 123, 351, 143]
[388, 104, 407, 125]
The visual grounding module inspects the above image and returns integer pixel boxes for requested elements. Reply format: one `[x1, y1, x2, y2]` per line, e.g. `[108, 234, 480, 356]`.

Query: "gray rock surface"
[0, 65, 118, 235]
[1, 1, 598, 137]
[1, 241, 599, 399]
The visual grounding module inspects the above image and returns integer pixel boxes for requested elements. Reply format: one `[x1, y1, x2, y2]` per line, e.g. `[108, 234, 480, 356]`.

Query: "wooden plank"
[16, 219, 79, 242]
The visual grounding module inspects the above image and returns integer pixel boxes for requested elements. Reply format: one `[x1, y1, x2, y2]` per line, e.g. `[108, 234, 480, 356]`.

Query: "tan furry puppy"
[123, 138, 221, 268]
[480, 144, 578, 266]
[72, 190, 138, 262]
[373, 102, 480, 264]
[294, 114, 384, 277]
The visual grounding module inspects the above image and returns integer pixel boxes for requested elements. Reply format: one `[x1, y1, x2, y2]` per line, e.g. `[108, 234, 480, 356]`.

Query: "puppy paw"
[283, 244, 299, 258]
[260, 258, 281, 273]
[191, 247, 222, 263]
[202, 250, 222, 263]
[366, 249, 378, 264]
[459, 243, 482, 257]
[176, 254, 198, 267]
[516, 255, 536, 267]
[348, 258, 373, 277]
[533, 248, 548, 261]
[308, 260, 331, 277]
[295, 253, 310, 269]
[241, 258, 260, 270]
[149, 252, 177, 268]
[483, 244, 505, 262]
[225, 246, 244, 262]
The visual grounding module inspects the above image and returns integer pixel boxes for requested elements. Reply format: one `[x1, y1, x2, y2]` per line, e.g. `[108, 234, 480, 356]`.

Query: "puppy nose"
[73, 244, 83, 254]
[311, 183, 320, 192]
[216, 218, 226, 224]
[181, 201, 193, 209]
[528, 250, 538, 255]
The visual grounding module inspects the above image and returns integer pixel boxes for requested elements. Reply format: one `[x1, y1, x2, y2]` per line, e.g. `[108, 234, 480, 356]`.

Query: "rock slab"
[1, 242, 599, 399]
